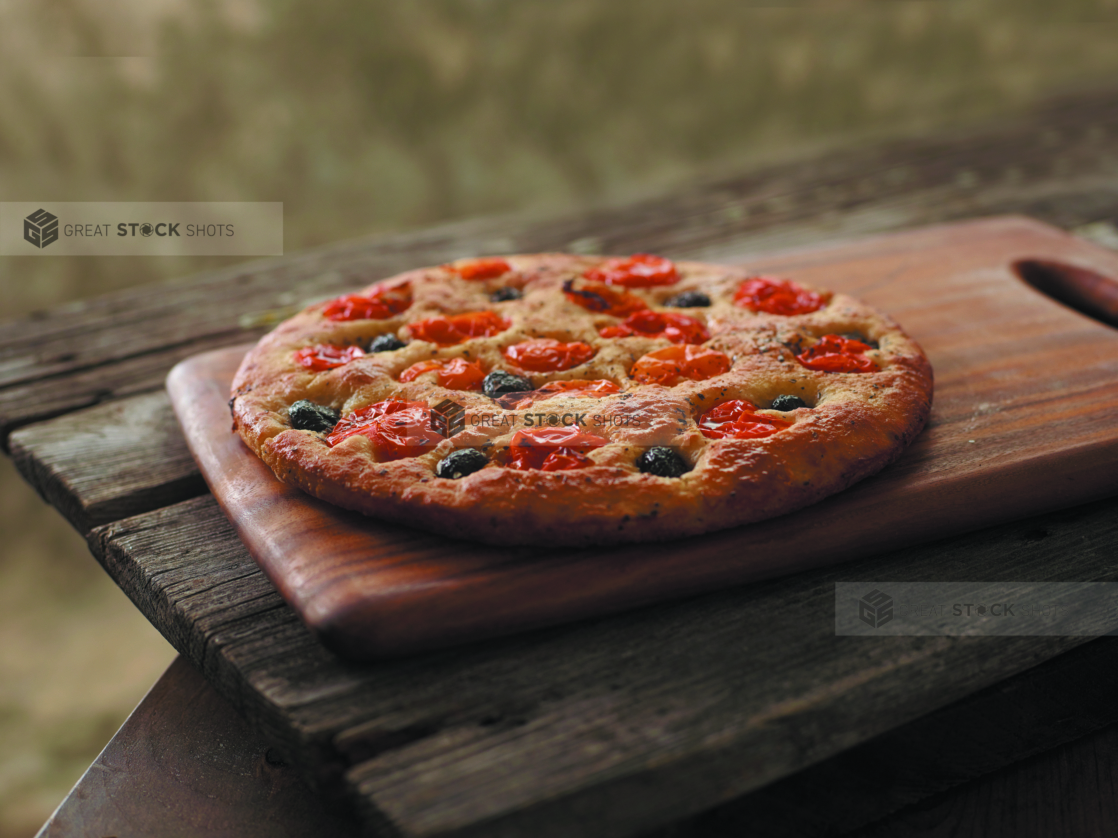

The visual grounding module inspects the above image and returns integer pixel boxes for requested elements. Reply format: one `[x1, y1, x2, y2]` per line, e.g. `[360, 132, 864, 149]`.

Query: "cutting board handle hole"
[1013, 259, 1118, 329]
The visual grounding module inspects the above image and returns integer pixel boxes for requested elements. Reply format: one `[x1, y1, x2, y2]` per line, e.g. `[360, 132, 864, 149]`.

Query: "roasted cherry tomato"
[327, 399, 444, 460]
[293, 344, 366, 371]
[323, 284, 412, 321]
[407, 311, 508, 345]
[448, 257, 512, 281]
[399, 358, 486, 389]
[503, 339, 596, 372]
[733, 276, 825, 316]
[534, 379, 619, 399]
[583, 253, 680, 287]
[598, 309, 709, 344]
[561, 279, 648, 316]
[398, 360, 443, 383]
[630, 345, 731, 386]
[500, 379, 620, 409]
[436, 358, 486, 389]
[537, 449, 593, 471]
[698, 399, 792, 440]
[796, 334, 878, 373]
[328, 399, 405, 444]
[506, 426, 608, 471]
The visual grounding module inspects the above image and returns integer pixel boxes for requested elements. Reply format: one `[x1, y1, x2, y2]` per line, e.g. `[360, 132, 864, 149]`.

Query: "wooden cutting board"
[167, 216, 1118, 659]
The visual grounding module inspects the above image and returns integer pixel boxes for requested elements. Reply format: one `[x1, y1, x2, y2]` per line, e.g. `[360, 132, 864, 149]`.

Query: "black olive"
[637, 446, 689, 478]
[838, 332, 878, 349]
[287, 400, 340, 433]
[490, 287, 522, 302]
[770, 394, 807, 411]
[436, 448, 488, 479]
[368, 334, 407, 352]
[483, 369, 534, 399]
[665, 291, 711, 308]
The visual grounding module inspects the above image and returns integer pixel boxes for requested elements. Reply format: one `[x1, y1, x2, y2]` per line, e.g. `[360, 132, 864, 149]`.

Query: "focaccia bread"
[230, 253, 932, 546]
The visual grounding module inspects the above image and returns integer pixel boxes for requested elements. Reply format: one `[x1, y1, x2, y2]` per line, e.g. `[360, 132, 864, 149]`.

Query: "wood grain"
[37, 637, 1118, 838]
[5, 85, 1118, 443]
[845, 722, 1118, 838]
[9, 391, 205, 532]
[86, 490, 1118, 838]
[646, 636, 1118, 838]
[167, 216, 1118, 658]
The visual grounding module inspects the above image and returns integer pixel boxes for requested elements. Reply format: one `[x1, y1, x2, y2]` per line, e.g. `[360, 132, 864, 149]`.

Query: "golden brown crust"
[231, 254, 933, 546]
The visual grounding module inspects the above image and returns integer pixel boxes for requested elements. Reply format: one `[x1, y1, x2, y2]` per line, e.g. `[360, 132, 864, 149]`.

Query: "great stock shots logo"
[2, 202, 283, 256]
[430, 399, 467, 438]
[858, 589, 894, 628]
[24, 208, 59, 249]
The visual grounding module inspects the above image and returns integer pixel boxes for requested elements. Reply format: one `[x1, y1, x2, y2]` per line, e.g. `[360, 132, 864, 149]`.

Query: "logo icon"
[140, 223, 155, 237]
[430, 399, 466, 438]
[24, 208, 59, 249]
[859, 589, 894, 628]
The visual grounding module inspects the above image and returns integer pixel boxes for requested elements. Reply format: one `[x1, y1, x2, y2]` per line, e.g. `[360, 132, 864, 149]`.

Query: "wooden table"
[9, 85, 1118, 837]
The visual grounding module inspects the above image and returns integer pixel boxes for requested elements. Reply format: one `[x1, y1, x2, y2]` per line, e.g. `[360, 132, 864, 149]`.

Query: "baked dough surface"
[231, 254, 933, 546]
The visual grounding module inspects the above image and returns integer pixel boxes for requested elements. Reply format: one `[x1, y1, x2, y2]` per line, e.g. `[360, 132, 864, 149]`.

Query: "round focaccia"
[230, 253, 933, 546]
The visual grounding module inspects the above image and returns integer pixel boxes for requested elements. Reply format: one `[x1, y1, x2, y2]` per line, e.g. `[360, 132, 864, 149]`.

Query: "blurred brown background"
[3, 1, 1118, 835]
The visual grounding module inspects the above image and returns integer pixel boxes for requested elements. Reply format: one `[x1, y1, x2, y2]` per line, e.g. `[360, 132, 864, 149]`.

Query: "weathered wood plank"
[9, 391, 205, 532]
[86, 492, 1118, 837]
[4, 86, 1118, 442]
[646, 637, 1118, 838]
[36, 638, 1118, 838]
[0, 330, 266, 445]
[37, 656, 362, 838]
[844, 721, 1118, 837]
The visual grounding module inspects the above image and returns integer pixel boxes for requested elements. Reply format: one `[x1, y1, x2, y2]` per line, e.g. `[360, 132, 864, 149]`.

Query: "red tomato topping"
[293, 344, 366, 371]
[327, 399, 408, 444]
[733, 276, 825, 316]
[584, 253, 680, 287]
[503, 339, 596, 372]
[500, 379, 620, 409]
[506, 426, 609, 471]
[398, 360, 443, 383]
[698, 400, 792, 440]
[535, 379, 620, 399]
[561, 279, 648, 316]
[323, 284, 412, 321]
[449, 257, 512, 281]
[630, 345, 731, 386]
[407, 311, 508, 345]
[538, 449, 594, 471]
[436, 358, 486, 390]
[399, 358, 486, 389]
[326, 399, 444, 460]
[796, 334, 878, 373]
[598, 310, 709, 344]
